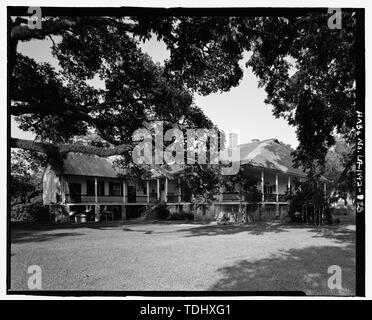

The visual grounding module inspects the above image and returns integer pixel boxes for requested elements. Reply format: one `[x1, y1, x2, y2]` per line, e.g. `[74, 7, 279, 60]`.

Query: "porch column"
[60, 176, 66, 204]
[178, 178, 181, 203]
[276, 173, 279, 203]
[94, 177, 100, 222]
[165, 177, 168, 202]
[287, 175, 291, 195]
[261, 170, 264, 202]
[122, 180, 127, 203]
[94, 177, 98, 203]
[323, 182, 327, 195]
[218, 186, 223, 202]
[276, 172, 280, 218]
[147, 180, 150, 203]
[94, 204, 100, 222]
[157, 179, 160, 200]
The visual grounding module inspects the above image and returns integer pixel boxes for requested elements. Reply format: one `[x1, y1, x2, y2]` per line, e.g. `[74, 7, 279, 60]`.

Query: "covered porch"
[218, 166, 305, 205]
[63, 176, 193, 206]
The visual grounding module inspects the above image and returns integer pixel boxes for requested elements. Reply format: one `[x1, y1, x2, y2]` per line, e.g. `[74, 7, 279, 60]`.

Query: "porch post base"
[275, 204, 280, 219]
[94, 205, 101, 222]
[121, 205, 127, 220]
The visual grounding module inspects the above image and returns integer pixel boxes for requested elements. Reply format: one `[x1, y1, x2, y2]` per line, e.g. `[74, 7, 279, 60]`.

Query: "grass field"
[10, 220, 355, 295]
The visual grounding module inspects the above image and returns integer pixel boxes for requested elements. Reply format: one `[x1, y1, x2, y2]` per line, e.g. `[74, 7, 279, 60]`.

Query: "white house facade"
[43, 138, 325, 222]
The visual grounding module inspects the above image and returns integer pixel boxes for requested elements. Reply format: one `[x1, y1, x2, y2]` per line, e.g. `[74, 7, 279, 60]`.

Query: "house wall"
[167, 180, 178, 195]
[63, 176, 126, 195]
[61, 176, 170, 203]
[153, 179, 179, 201]
[66, 175, 87, 194]
[148, 180, 157, 195]
[127, 180, 146, 195]
[62, 176, 125, 204]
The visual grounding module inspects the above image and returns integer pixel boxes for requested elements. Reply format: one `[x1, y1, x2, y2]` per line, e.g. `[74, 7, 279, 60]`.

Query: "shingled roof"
[239, 138, 306, 176]
[61, 153, 125, 178]
[60, 138, 306, 178]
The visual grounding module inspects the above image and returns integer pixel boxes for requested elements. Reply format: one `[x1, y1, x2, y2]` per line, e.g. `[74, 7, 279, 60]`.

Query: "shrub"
[155, 203, 170, 219]
[168, 211, 194, 220]
[11, 196, 50, 222]
[49, 204, 69, 222]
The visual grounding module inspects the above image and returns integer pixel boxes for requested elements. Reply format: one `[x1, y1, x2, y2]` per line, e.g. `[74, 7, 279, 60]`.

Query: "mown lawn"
[10, 220, 355, 295]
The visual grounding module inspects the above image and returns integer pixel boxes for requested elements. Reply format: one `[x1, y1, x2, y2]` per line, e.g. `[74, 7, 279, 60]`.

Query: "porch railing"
[65, 194, 123, 203]
[263, 193, 288, 202]
[167, 194, 178, 203]
[218, 193, 289, 203]
[278, 194, 288, 202]
[221, 193, 242, 201]
[181, 194, 192, 202]
[163, 193, 192, 203]
[65, 193, 191, 204]
[65, 192, 289, 204]
[129, 194, 158, 203]
[149, 193, 158, 202]
[264, 193, 277, 202]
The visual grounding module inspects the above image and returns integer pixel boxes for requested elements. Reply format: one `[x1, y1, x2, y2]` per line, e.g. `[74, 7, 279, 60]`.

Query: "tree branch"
[9, 16, 136, 76]
[11, 101, 144, 145]
[11, 101, 143, 122]
[10, 17, 135, 41]
[11, 137, 133, 157]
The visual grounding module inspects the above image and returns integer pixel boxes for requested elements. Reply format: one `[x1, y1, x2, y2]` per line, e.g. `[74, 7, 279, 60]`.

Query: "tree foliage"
[287, 177, 331, 224]
[324, 137, 355, 204]
[11, 150, 49, 221]
[10, 16, 235, 162]
[243, 13, 356, 175]
[10, 12, 357, 181]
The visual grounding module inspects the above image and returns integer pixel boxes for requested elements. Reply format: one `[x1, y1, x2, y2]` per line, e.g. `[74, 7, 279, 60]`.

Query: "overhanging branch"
[11, 137, 133, 157]
[10, 17, 135, 41]
[11, 101, 143, 145]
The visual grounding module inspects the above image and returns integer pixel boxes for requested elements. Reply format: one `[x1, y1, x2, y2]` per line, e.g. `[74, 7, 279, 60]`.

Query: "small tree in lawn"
[287, 177, 330, 225]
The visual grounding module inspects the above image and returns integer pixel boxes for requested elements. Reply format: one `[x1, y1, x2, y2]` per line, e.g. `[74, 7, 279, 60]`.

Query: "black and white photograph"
[4, 2, 366, 302]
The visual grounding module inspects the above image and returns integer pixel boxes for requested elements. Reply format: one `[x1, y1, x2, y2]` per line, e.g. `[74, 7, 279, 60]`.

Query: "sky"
[13, 33, 298, 148]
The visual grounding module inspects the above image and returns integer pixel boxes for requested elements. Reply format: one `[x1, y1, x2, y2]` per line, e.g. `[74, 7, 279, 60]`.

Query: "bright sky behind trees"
[12, 34, 298, 148]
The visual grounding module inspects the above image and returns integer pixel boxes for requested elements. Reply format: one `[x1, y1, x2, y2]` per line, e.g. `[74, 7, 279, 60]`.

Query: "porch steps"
[140, 202, 163, 220]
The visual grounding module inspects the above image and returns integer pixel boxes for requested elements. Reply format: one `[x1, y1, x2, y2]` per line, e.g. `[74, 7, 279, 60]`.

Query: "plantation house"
[43, 138, 326, 221]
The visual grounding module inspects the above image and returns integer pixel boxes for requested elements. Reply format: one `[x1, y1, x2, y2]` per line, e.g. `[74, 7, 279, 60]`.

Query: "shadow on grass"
[10, 219, 208, 231]
[11, 220, 129, 231]
[176, 221, 356, 239]
[310, 226, 356, 244]
[209, 244, 356, 296]
[11, 231, 85, 244]
[10, 219, 201, 242]
[11, 220, 356, 244]
[176, 222, 289, 237]
[10, 221, 125, 244]
[10, 219, 204, 242]
[122, 227, 154, 234]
